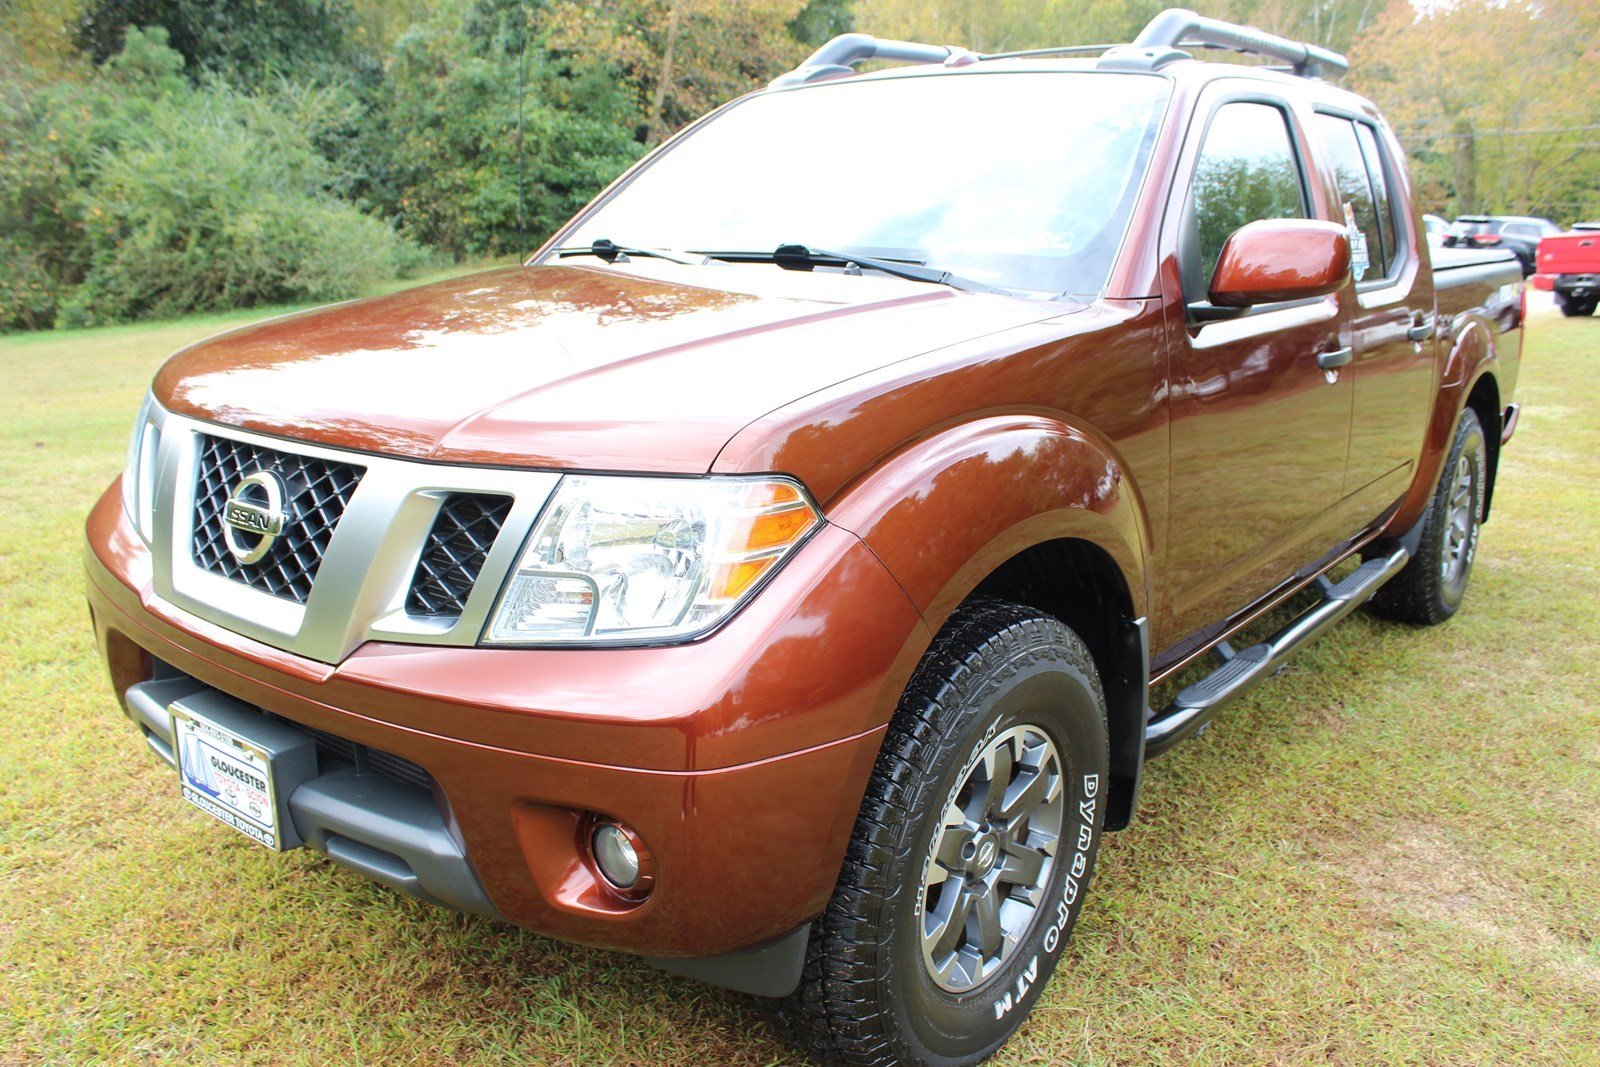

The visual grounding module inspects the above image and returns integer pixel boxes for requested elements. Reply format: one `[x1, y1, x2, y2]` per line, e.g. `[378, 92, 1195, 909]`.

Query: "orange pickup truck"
[85, 9, 1524, 1065]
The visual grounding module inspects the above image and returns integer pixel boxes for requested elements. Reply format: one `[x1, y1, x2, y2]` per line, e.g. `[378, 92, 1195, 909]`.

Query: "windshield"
[561, 72, 1171, 298]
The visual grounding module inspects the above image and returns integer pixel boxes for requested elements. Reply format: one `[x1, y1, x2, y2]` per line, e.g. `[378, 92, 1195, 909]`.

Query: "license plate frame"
[169, 696, 314, 851]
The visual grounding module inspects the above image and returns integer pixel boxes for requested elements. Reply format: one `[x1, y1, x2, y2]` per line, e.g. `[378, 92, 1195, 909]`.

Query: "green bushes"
[0, 29, 420, 330]
[0, 1, 836, 332]
[67, 58, 422, 325]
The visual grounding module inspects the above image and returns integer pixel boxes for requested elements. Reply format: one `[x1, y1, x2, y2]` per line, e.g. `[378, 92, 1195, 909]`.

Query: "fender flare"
[1384, 313, 1499, 539]
[824, 414, 1153, 628]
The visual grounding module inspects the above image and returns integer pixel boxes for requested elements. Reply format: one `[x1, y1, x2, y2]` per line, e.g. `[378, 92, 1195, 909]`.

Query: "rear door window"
[1353, 123, 1402, 275]
[1313, 114, 1385, 283]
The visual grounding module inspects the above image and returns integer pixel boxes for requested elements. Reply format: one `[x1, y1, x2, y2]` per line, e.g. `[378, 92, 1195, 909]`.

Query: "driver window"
[1183, 102, 1308, 302]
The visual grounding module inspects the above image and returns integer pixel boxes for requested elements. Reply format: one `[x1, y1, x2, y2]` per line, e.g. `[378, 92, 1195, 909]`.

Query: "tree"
[0, 0, 89, 76]
[369, 0, 643, 256]
[854, 0, 1164, 53]
[74, 0, 377, 87]
[0, 26, 419, 330]
[546, 0, 813, 142]
[1350, 0, 1600, 220]
[855, 0, 1387, 56]
[789, 0, 853, 47]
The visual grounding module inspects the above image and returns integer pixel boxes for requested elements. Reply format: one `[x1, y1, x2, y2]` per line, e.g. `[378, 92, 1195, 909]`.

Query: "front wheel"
[778, 600, 1109, 1067]
[1369, 407, 1487, 625]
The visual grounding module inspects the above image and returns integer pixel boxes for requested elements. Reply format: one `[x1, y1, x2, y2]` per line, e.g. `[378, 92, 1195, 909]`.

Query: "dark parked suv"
[1443, 214, 1561, 274]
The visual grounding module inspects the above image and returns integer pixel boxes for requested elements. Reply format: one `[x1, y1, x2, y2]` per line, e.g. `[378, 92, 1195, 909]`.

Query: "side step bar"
[1144, 547, 1409, 757]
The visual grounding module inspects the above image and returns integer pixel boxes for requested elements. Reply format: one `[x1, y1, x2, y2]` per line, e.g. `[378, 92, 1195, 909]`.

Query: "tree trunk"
[1452, 118, 1477, 214]
[645, 1, 682, 148]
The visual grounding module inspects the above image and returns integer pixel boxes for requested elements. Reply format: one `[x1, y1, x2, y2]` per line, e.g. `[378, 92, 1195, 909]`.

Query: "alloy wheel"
[919, 724, 1065, 992]
[1440, 451, 1480, 590]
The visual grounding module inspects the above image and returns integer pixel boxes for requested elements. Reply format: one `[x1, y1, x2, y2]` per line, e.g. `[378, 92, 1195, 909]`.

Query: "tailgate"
[1538, 233, 1600, 274]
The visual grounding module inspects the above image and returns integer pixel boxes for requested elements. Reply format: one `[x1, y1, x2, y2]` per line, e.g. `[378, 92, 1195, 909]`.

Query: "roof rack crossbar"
[770, 33, 975, 88]
[1099, 8, 1347, 77]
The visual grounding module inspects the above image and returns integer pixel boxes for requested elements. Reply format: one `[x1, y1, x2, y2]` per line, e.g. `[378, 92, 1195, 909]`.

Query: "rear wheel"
[778, 600, 1109, 1067]
[1555, 291, 1597, 317]
[1369, 407, 1487, 625]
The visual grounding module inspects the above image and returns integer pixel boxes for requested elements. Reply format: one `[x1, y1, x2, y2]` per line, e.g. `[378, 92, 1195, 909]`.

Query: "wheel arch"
[966, 538, 1149, 832]
[1463, 369, 1502, 521]
[826, 414, 1155, 830]
[1381, 314, 1502, 544]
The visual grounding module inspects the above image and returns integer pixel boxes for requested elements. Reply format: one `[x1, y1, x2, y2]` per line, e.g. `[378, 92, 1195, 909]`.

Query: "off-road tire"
[1369, 407, 1487, 625]
[1555, 291, 1597, 318]
[775, 599, 1109, 1067]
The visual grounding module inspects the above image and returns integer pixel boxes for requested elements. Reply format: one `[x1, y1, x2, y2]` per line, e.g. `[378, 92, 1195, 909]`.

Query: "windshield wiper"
[706, 244, 1012, 295]
[555, 238, 705, 266]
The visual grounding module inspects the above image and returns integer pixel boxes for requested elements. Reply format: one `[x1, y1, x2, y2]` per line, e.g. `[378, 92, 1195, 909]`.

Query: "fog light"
[592, 822, 647, 892]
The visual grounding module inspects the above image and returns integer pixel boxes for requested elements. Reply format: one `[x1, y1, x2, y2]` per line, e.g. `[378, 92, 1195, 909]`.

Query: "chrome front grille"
[191, 434, 365, 604]
[149, 410, 561, 663]
[405, 493, 514, 619]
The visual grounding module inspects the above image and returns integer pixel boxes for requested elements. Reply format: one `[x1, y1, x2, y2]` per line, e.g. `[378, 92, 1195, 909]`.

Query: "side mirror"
[1208, 218, 1351, 309]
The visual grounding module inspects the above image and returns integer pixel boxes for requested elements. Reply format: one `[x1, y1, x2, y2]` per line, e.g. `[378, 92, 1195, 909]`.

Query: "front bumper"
[85, 483, 929, 964]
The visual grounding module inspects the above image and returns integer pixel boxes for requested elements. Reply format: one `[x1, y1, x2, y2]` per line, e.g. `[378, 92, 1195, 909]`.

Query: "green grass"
[2, 293, 1598, 1065]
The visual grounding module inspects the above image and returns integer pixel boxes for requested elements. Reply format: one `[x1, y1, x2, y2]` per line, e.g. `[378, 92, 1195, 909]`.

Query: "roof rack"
[1097, 8, 1347, 77]
[770, 33, 976, 88]
[768, 8, 1346, 89]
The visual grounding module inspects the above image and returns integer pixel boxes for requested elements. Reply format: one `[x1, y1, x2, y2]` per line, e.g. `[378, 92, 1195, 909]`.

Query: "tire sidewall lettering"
[996, 771, 1099, 1020]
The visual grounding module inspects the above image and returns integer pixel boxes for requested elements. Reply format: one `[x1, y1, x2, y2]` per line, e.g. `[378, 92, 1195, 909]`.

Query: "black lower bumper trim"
[124, 675, 501, 920]
[646, 922, 812, 998]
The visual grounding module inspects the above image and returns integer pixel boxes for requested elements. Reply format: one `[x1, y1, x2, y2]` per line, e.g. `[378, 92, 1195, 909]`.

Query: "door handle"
[1317, 346, 1353, 371]
[1407, 320, 1435, 342]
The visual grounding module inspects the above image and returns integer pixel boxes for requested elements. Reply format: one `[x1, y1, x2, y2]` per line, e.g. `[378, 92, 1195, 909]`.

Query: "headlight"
[484, 475, 821, 645]
[121, 392, 163, 543]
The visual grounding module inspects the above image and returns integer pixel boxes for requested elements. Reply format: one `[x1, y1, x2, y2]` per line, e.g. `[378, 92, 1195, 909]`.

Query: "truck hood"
[154, 264, 1058, 472]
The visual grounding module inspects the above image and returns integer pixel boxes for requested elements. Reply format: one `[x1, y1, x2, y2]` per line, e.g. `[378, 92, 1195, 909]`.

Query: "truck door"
[1310, 112, 1436, 512]
[1163, 95, 1357, 639]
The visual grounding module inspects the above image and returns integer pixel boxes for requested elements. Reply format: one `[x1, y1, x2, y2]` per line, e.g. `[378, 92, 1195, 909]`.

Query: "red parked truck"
[85, 10, 1524, 1065]
[1537, 228, 1600, 316]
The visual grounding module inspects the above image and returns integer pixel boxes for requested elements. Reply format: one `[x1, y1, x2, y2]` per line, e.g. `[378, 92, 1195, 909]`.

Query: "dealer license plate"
[171, 703, 285, 850]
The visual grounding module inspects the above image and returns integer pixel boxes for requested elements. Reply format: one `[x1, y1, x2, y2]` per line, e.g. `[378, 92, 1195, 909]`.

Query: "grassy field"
[1, 292, 1597, 1066]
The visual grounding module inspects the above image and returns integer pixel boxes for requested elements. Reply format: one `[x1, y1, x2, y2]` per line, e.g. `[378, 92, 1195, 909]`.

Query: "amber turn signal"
[705, 495, 819, 603]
